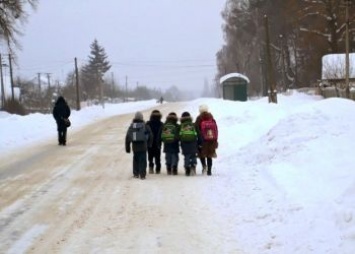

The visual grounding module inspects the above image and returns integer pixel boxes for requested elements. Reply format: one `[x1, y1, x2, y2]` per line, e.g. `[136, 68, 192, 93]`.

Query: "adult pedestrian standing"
[195, 104, 218, 176]
[161, 112, 180, 175]
[146, 110, 163, 174]
[125, 111, 153, 180]
[179, 111, 199, 176]
[52, 96, 71, 146]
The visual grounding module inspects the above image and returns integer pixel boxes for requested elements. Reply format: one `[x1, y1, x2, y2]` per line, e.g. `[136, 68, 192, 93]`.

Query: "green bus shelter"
[220, 73, 249, 101]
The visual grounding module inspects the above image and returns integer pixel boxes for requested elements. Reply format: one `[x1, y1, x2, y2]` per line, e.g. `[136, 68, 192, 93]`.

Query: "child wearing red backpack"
[195, 104, 218, 176]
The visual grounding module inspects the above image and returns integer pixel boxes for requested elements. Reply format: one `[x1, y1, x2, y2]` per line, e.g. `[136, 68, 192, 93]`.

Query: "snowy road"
[0, 104, 243, 254]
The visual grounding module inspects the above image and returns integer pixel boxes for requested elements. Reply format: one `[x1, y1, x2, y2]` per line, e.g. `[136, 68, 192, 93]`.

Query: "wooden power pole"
[0, 54, 5, 108]
[345, 0, 350, 99]
[74, 57, 80, 110]
[8, 54, 14, 101]
[264, 15, 277, 103]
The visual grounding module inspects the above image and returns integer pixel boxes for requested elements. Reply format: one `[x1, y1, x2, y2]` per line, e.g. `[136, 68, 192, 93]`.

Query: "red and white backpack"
[200, 117, 218, 141]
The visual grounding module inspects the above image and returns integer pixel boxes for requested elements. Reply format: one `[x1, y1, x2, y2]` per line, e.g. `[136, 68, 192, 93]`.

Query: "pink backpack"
[200, 118, 218, 141]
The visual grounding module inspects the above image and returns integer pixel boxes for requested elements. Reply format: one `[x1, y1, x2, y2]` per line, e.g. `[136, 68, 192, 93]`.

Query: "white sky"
[1, 92, 355, 253]
[12, 0, 226, 93]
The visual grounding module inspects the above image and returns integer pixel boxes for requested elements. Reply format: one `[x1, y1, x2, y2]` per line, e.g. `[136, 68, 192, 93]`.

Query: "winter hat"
[151, 109, 162, 117]
[56, 96, 65, 104]
[150, 109, 162, 120]
[181, 111, 191, 117]
[168, 112, 177, 117]
[134, 111, 143, 120]
[199, 104, 209, 113]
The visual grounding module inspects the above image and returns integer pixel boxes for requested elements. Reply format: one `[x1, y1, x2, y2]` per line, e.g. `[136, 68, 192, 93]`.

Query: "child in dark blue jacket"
[179, 112, 199, 176]
[161, 112, 180, 175]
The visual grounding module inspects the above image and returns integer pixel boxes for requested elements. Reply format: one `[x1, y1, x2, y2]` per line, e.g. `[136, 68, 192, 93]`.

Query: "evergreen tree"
[80, 39, 111, 100]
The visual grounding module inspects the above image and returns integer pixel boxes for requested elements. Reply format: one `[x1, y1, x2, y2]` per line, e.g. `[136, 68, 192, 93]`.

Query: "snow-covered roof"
[322, 53, 355, 80]
[219, 73, 250, 84]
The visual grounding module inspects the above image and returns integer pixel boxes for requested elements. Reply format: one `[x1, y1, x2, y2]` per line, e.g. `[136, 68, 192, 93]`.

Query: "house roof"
[322, 53, 355, 79]
[219, 73, 250, 84]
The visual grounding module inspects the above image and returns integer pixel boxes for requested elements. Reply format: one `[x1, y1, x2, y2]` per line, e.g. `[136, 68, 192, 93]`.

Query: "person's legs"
[207, 157, 213, 176]
[155, 148, 161, 174]
[138, 151, 147, 179]
[200, 157, 207, 174]
[57, 131, 62, 145]
[165, 153, 172, 175]
[148, 148, 154, 173]
[190, 154, 197, 176]
[172, 153, 179, 175]
[62, 128, 67, 145]
[184, 154, 190, 176]
[133, 152, 139, 177]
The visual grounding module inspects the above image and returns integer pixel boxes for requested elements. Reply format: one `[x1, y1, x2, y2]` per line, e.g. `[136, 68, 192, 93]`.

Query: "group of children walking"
[125, 104, 218, 180]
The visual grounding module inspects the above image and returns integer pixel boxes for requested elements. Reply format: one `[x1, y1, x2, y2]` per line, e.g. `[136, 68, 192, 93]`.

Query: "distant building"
[220, 73, 249, 101]
[320, 53, 355, 88]
[319, 53, 355, 99]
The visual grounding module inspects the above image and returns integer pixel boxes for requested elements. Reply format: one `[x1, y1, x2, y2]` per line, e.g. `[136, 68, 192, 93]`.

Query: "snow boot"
[156, 165, 161, 174]
[207, 166, 212, 176]
[172, 166, 178, 175]
[185, 167, 191, 176]
[167, 165, 172, 175]
[149, 167, 154, 174]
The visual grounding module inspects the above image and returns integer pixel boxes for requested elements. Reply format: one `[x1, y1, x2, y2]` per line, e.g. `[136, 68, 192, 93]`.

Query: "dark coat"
[52, 96, 71, 130]
[146, 112, 163, 149]
[180, 115, 198, 155]
[125, 119, 153, 153]
[162, 114, 180, 154]
[195, 112, 218, 158]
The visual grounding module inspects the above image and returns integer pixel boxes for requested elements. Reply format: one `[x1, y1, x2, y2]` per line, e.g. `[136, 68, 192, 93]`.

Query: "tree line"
[1, 0, 208, 115]
[216, 0, 355, 96]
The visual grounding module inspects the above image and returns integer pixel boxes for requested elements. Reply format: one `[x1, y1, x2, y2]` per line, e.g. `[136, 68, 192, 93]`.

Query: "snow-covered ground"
[1, 91, 355, 253]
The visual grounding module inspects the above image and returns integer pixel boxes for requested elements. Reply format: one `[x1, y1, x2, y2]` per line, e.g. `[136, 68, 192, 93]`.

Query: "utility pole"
[100, 77, 104, 108]
[8, 54, 14, 101]
[74, 58, 80, 110]
[37, 73, 42, 93]
[264, 15, 277, 103]
[345, 0, 351, 99]
[125, 75, 128, 102]
[0, 54, 5, 108]
[111, 72, 115, 96]
[45, 73, 51, 89]
[279, 34, 287, 92]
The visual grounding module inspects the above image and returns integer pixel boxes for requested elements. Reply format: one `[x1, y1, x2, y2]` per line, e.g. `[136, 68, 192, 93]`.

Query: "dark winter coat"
[180, 115, 198, 155]
[162, 114, 180, 154]
[146, 112, 163, 149]
[125, 119, 153, 153]
[52, 96, 71, 130]
[195, 112, 218, 158]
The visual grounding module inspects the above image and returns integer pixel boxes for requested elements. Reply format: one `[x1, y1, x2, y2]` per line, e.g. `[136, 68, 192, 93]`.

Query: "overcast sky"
[13, 0, 226, 93]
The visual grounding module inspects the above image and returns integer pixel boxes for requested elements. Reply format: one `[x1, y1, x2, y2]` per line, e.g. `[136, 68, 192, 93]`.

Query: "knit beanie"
[181, 111, 190, 117]
[135, 111, 143, 120]
[199, 104, 209, 113]
[168, 112, 177, 117]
